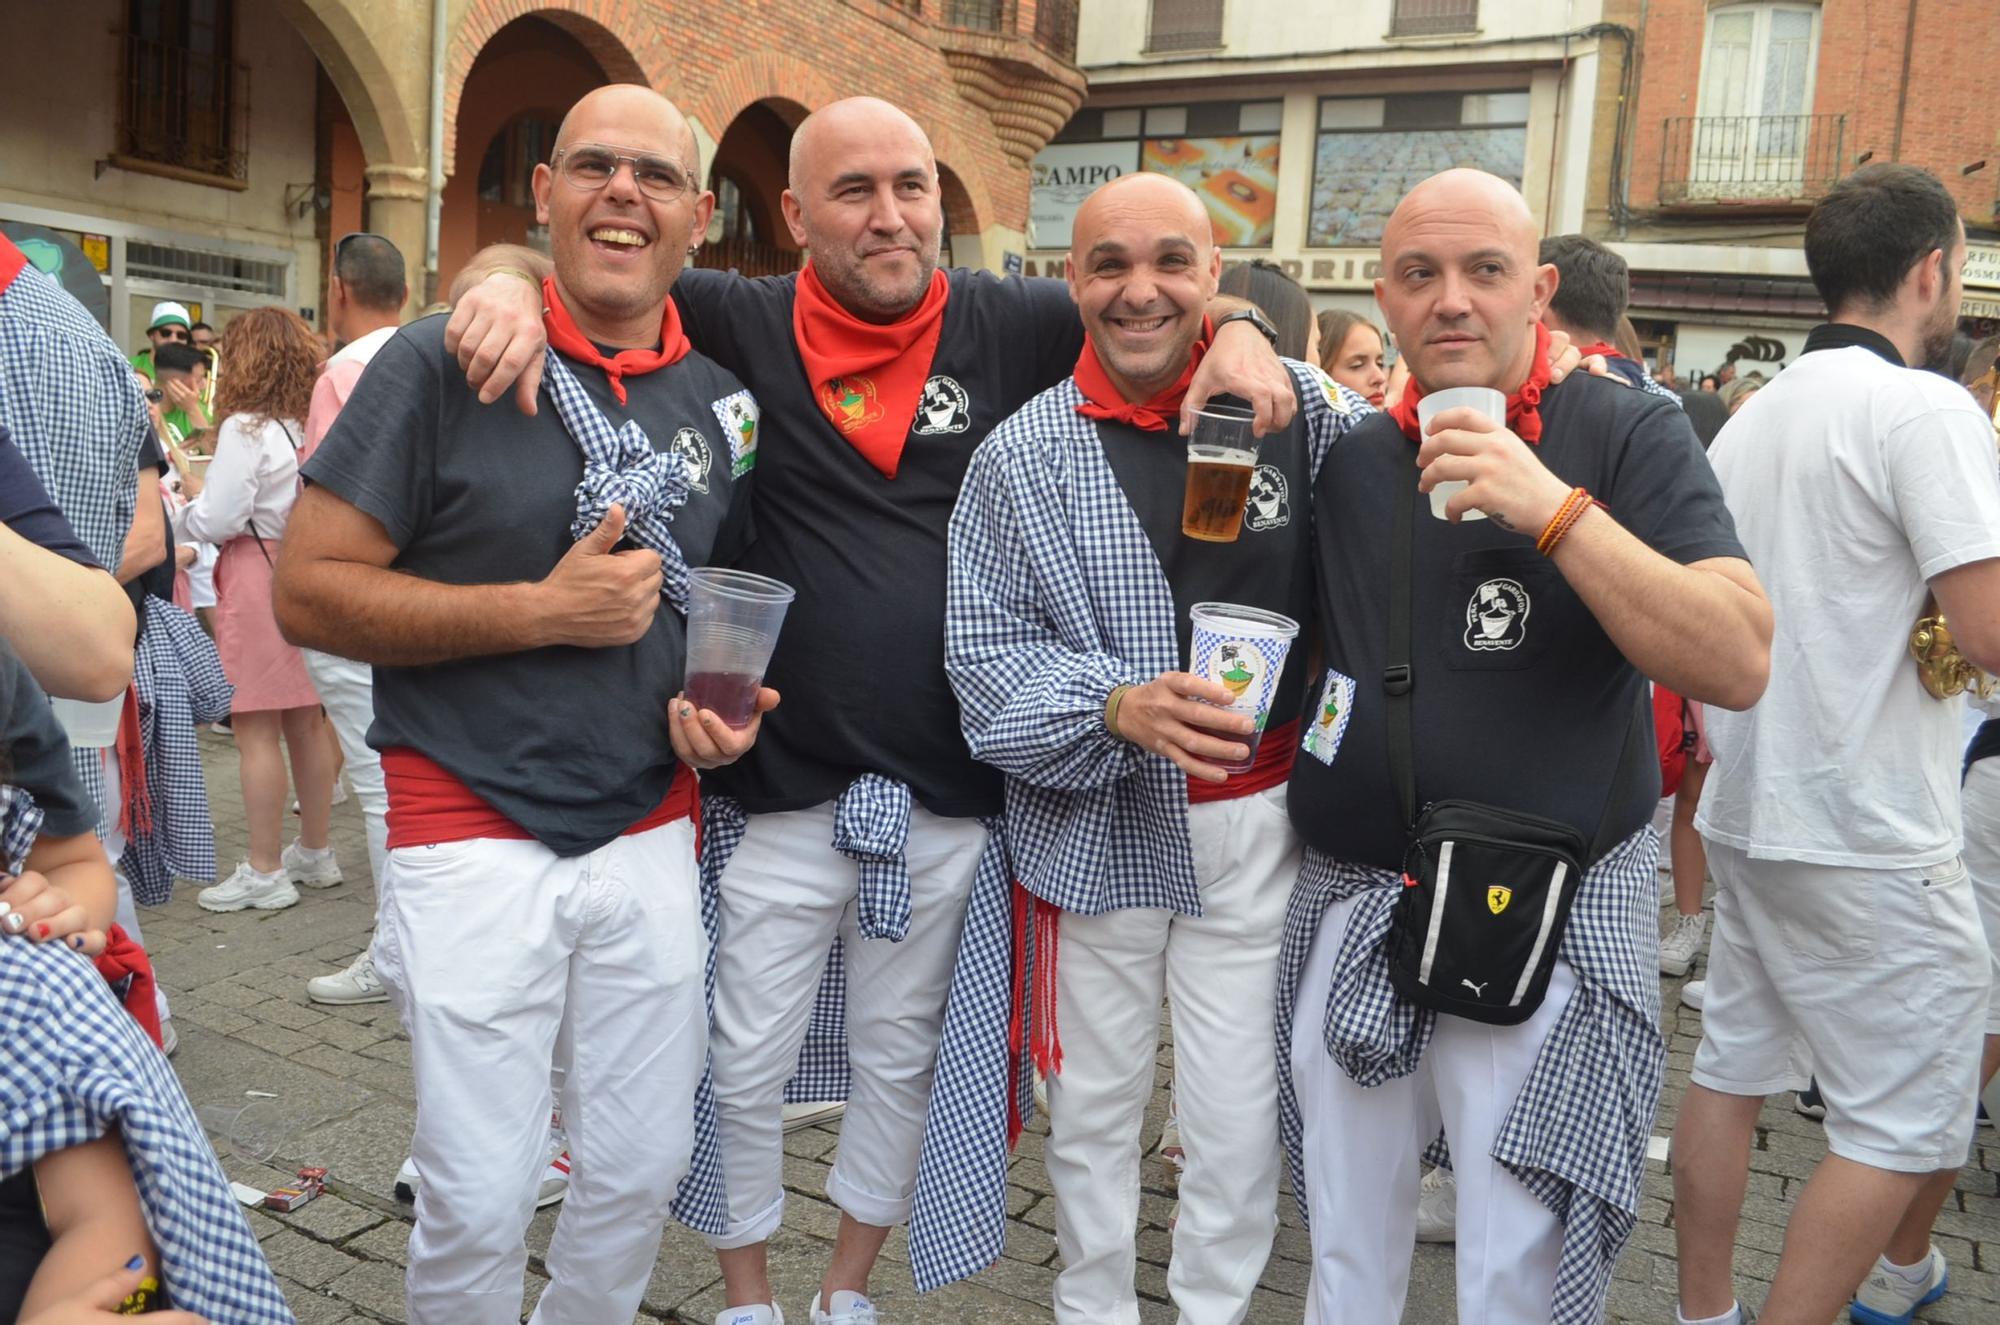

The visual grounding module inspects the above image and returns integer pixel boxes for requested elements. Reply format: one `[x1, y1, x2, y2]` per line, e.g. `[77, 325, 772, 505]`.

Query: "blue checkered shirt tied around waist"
[0, 891, 291, 1320]
[945, 361, 1368, 918]
[673, 782, 1016, 1293]
[1275, 827, 1666, 1325]
[540, 346, 692, 612]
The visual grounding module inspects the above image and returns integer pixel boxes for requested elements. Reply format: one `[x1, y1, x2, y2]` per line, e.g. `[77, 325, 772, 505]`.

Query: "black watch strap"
[1214, 306, 1279, 349]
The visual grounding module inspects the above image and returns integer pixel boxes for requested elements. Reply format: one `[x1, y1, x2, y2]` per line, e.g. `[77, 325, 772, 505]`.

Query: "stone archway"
[269, 0, 424, 167]
[444, 2, 656, 174]
[936, 162, 989, 270]
[703, 100, 805, 277]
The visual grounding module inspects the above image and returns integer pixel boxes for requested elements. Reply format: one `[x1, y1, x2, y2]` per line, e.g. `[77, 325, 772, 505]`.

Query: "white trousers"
[374, 821, 706, 1325]
[1047, 788, 1299, 1325]
[706, 803, 985, 1246]
[300, 648, 388, 883]
[1290, 891, 1574, 1325]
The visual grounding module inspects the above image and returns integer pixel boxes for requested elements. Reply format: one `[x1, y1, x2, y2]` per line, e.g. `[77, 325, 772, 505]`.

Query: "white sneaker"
[716, 1306, 784, 1325]
[306, 950, 388, 1005]
[1658, 911, 1708, 976]
[810, 1292, 877, 1325]
[160, 1020, 178, 1057]
[1415, 1166, 1456, 1243]
[782, 1101, 846, 1132]
[1681, 978, 1706, 1012]
[392, 1120, 569, 1208]
[198, 862, 299, 913]
[1850, 1244, 1948, 1325]
[283, 839, 343, 888]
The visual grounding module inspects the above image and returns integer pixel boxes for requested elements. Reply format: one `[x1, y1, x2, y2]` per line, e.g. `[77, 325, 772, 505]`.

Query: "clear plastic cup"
[1417, 386, 1505, 521]
[1187, 603, 1301, 774]
[683, 568, 796, 729]
[1181, 404, 1261, 543]
[195, 1102, 288, 1166]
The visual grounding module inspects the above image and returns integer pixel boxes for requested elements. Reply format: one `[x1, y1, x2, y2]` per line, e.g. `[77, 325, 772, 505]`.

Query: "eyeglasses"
[553, 144, 691, 203]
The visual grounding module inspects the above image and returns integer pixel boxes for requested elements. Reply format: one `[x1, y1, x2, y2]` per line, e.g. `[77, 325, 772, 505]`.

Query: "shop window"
[1033, 99, 1281, 249]
[1307, 91, 1528, 248]
[479, 115, 560, 209]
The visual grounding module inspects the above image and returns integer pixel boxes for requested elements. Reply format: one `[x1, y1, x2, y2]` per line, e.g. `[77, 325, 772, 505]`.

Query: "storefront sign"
[1029, 142, 1140, 250]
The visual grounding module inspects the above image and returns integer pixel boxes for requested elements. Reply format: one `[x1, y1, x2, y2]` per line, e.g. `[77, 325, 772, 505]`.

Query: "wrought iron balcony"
[1659, 113, 1845, 208]
[118, 32, 250, 183]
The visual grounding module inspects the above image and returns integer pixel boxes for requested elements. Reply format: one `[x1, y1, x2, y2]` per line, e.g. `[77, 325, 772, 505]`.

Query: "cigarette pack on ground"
[263, 1167, 328, 1212]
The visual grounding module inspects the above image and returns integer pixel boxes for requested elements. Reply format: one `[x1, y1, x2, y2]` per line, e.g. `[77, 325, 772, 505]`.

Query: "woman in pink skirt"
[174, 308, 341, 912]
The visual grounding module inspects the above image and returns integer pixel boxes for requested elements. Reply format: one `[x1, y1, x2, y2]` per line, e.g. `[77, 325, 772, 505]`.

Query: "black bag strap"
[1382, 467, 1647, 861]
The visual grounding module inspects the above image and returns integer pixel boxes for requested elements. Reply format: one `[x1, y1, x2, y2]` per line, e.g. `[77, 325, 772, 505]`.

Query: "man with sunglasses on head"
[128, 300, 192, 381]
[444, 95, 1299, 1325]
[276, 86, 769, 1325]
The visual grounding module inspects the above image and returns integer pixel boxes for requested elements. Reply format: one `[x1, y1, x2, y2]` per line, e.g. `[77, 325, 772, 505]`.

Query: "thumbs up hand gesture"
[534, 504, 663, 648]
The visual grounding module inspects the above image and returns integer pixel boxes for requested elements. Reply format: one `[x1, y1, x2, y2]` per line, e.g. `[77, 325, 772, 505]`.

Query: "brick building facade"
[1581, 0, 2000, 380]
[0, 0, 1082, 347]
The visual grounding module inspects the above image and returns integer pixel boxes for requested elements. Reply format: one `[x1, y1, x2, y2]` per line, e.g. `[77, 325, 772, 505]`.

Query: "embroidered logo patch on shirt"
[711, 390, 760, 477]
[1244, 464, 1290, 532]
[1465, 577, 1530, 652]
[1301, 668, 1355, 766]
[913, 374, 972, 436]
[668, 427, 712, 493]
[1313, 368, 1353, 415]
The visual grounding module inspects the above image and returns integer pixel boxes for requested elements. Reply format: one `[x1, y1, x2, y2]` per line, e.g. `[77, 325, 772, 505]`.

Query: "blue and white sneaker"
[1849, 1244, 1947, 1325]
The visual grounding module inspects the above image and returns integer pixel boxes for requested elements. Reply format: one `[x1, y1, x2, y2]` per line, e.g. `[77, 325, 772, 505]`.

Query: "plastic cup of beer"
[683, 568, 796, 729]
[1181, 404, 1261, 542]
[1416, 387, 1505, 521]
[1187, 602, 1301, 774]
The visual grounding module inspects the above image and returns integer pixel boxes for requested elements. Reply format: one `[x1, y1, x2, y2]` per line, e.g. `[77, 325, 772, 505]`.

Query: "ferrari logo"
[1487, 886, 1512, 915]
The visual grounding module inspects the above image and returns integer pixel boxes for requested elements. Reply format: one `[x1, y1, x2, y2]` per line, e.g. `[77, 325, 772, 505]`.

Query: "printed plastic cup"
[1417, 386, 1505, 521]
[1187, 602, 1301, 774]
[1181, 405, 1261, 543]
[683, 568, 796, 729]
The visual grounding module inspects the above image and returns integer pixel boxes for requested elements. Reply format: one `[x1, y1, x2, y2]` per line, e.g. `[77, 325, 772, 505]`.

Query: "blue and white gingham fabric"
[122, 597, 232, 904]
[945, 361, 1366, 916]
[0, 937, 292, 1321]
[0, 258, 146, 573]
[1275, 827, 1666, 1325]
[832, 773, 915, 941]
[673, 787, 1015, 1292]
[0, 257, 151, 826]
[541, 347, 692, 612]
[0, 783, 42, 873]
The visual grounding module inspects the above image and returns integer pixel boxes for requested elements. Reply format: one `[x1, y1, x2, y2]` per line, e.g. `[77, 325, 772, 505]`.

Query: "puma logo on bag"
[1460, 978, 1489, 997]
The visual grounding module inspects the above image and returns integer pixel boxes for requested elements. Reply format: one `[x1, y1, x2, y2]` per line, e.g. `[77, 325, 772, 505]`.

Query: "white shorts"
[1958, 757, 2000, 1033]
[1692, 839, 1989, 1171]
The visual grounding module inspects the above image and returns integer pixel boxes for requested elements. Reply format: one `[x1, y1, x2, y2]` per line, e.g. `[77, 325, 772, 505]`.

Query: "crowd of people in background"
[4, 75, 2000, 1325]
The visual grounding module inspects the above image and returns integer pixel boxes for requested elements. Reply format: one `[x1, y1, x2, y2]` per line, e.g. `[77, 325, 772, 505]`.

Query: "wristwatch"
[1214, 305, 1279, 349]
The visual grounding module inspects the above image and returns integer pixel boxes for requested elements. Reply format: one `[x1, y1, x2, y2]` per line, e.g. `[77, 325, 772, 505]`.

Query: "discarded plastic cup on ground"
[1416, 386, 1506, 521]
[195, 1101, 288, 1166]
[1187, 603, 1301, 774]
[683, 568, 796, 729]
[1181, 404, 1261, 542]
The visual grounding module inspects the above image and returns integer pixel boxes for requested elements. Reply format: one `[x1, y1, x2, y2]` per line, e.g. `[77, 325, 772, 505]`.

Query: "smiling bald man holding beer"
[944, 172, 1366, 1325]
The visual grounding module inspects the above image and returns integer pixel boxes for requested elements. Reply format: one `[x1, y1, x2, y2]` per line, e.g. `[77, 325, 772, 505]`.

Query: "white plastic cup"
[195, 1102, 287, 1166]
[683, 568, 796, 729]
[48, 695, 123, 749]
[1416, 387, 1506, 521]
[1187, 603, 1301, 774]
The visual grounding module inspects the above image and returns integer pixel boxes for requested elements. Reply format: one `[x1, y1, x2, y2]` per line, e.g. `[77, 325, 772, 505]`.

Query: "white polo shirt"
[1698, 334, 2000, 867]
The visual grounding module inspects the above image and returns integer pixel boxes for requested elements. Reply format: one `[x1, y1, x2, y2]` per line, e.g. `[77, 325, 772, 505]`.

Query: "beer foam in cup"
[1416, 386, 1505, 522]
[1188, 603, 1300, 727]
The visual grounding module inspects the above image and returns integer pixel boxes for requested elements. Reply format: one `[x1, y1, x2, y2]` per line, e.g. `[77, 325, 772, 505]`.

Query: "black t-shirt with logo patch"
[1095, 388, 1315, 729]
[302, 314, 756, 856]
[671, 267, 1085, 817]
[1287, 371, 1745, 871]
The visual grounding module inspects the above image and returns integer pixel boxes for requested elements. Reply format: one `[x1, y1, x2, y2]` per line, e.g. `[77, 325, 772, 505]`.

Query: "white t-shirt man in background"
[1673, 163, 2000, 1325]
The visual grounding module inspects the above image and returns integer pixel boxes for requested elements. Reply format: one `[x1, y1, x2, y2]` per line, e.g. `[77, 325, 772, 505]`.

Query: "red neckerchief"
[1072, 318, 1214, 432]
[791, 261, 951, 479]
[94, 925, 163, 1048]
[0, 234, 26, 295]
[541, 276, 689, 406]
[1388, 321, 1553, 444]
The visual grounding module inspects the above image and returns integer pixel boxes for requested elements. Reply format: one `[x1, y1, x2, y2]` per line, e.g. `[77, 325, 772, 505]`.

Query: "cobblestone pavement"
[145, 732, 1999, 1323]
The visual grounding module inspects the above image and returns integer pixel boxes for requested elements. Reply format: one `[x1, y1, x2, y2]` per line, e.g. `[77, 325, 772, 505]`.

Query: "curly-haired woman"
[175, 308, 340, 912]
